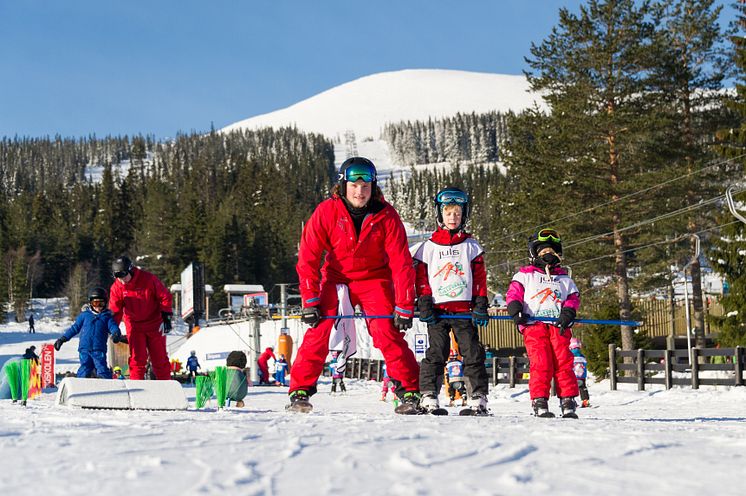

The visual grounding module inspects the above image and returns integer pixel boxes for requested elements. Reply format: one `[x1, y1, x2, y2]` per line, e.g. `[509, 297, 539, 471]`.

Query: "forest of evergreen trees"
[0, 128, 335, 320]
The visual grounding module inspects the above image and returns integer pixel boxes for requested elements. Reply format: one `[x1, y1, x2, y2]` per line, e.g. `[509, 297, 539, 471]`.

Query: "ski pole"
[439, 314, 642, 327]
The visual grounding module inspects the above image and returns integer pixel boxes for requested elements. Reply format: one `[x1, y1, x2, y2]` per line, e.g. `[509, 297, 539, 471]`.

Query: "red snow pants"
[127, 325, 171, 380]
[523, 323, 579, 399]
[289, 279, 419, 396]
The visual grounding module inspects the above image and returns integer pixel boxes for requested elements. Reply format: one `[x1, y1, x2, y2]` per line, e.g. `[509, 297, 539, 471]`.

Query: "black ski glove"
[54, 336, 68, 351]
[472, 296, 489, 327]
[112, 332, 128, 344]
[556, 307, 577, 335]
[417, 296, 437, 325]
[161, 312, 173, 334]
[301, 306, 321, 327]
[394, 314, 413, 331]
[507, 301, 529, 327]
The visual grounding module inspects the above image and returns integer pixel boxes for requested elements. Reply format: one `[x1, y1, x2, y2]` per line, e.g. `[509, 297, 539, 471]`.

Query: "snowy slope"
[222, 69, 545, 140]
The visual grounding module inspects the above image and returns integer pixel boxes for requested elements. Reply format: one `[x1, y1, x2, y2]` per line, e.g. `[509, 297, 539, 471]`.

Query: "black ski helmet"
[112, 256, 133, 278]
[434, 186, 470, 230]
[88, 287, 108, 306]
[528, 228, 563, 262]
[338, 157, 377, 197]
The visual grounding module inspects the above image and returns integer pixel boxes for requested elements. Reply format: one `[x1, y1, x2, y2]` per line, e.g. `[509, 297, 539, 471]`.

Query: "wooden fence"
[479, 299, 724, 350]
[608, 344, 745, 390]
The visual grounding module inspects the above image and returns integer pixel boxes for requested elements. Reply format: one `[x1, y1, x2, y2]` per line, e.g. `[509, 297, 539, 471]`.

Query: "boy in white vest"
[412, 187, 490, 415]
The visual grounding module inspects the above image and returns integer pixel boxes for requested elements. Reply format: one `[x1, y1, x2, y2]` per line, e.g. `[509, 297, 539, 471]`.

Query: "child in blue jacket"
[54, 287, 126, 379]
[570, 338, 590, 407]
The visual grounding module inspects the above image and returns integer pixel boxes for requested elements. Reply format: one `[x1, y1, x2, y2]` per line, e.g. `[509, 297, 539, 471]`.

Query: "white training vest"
[511, 270, 579, 318]
[413, 238, 484, 305]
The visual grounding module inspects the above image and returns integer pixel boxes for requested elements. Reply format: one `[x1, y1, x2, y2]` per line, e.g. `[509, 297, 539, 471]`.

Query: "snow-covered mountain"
[222, 69, 545, 140]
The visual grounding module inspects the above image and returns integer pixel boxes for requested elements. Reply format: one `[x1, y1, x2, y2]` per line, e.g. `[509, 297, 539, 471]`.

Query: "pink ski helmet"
[569, 338, 582, 350]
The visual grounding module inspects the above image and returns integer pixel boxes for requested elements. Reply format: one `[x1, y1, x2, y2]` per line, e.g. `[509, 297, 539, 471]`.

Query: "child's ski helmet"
[528, 228, 563, 262]
[569, 337, 582, 350]
[338, 157, 377, 197]
[88, 287, 108, 304]
[434, 186, 469, 230]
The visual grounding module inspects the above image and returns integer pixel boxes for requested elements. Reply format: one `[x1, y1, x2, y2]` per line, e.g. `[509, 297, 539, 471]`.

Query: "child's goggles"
[340, 163, 376, 183]
[436, 190, 468, 205]
[537, 228, 561, 243]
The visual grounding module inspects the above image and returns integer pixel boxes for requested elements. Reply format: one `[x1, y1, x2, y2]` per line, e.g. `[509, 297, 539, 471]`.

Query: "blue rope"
[321, 314, 642, 326]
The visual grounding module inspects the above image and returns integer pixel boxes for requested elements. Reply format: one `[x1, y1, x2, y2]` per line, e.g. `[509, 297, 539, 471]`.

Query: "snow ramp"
[55, 378, 187, 410]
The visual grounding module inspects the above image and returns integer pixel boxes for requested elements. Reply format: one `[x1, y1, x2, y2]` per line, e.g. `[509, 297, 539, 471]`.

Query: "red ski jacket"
[297, 195, 415, 317]
[109, 267, 173, 331]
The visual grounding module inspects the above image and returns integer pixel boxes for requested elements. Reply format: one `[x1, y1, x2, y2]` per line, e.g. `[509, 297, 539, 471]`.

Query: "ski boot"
[532, 397, 555, 418]
[420, 393, 448, 416]
[581, 399, 590, 408]
[285, 390, 313, 413]
[560, 397, 578, 419]
[460, 394, 490, 416]
[394, 391, 424, 415]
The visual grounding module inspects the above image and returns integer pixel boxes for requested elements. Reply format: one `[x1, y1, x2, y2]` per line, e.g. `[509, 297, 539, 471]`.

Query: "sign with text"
[41, 343, 55, 388]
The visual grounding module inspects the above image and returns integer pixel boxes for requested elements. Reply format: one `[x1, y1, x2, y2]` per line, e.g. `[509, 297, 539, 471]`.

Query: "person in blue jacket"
[186, 351, 201, 384]
[53, 287, 127, 379]
[570, 338, 590, 407]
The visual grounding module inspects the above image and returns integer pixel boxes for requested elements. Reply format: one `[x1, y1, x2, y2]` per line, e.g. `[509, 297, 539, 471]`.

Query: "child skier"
[380, 362, 396, 401]
[329, 351, 346, 394]
[570, 338, 590, 407]
[445, 353, 467, 407]
[53, 287, 127, 379]
[506, 228, 580, 418]
[186, 351, 201, 384]
[412, 186, 490, 416]
[275, 354, 289, 386]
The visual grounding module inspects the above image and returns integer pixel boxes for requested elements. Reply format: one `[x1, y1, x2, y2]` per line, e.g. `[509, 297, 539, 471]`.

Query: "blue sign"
[205, 352, 230, 361]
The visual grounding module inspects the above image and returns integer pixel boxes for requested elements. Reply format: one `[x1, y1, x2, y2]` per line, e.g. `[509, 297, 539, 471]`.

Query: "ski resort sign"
[180, 262, 205, 321]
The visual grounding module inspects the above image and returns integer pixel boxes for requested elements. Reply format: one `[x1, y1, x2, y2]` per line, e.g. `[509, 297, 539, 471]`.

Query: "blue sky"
[0, 1, 737, 138]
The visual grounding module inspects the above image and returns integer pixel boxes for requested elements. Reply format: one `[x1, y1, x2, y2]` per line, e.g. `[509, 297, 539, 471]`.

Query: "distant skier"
[22, 345, 39, 364]
[275, 354, 289, 386]
[506, 228, 580, 418]
[329, 351, 346, 394]
[570, 338, 590, 408]
[53, 287, 127, 379]
[380, 362, 396, 401]
[257, 347, 276, 385]
[186, 351, 201, 384]
[412, 186, 490, 415]
[28, 314, 35, 334]
[445, 353, 466, 407]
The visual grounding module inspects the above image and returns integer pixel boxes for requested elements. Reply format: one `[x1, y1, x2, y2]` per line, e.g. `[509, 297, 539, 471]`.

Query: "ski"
[459, 408, 491, 417]
[535, 411, 556, 418]
[429, 408, 449, 416]
[285, 401, 313, 413]
[562, 412, 579, 419]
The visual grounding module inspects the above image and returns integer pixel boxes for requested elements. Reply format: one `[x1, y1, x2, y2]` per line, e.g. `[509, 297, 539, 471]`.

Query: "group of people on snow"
[291, 156, 588, 417]
[50, 155, 590, 417]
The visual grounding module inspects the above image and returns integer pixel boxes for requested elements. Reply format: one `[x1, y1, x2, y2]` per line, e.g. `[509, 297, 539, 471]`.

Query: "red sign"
[41, 344, 55, 388]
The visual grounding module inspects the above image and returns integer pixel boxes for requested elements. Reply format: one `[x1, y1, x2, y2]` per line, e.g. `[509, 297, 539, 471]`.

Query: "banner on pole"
[41, 344, 55, 388]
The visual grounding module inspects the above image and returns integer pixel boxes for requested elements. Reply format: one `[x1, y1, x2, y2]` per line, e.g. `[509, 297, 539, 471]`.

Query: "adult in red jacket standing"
[289, 157, 420, 413]
[257, 346, 276, 384]
[109, 256, 174, 380]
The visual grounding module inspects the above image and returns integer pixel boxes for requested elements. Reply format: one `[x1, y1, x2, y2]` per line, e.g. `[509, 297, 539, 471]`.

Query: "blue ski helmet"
[435, 187, 469, 230]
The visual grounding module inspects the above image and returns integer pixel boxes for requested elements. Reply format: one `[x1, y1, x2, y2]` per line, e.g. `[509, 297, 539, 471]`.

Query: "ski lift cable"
[492, 153, 746, 244]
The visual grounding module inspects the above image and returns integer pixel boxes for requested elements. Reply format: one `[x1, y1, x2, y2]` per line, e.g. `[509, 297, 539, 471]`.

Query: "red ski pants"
[127, 325, 171, 380]
[290, 279, 419, 396]
[523, 323, 579, 399]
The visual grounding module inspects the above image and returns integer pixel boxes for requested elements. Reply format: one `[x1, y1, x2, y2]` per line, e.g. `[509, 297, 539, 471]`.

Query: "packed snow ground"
[2, 301, 745, 495]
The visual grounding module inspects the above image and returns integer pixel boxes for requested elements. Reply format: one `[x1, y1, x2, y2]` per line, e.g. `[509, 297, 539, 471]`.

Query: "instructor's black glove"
[112, 332, 128, 344]
[161, 312, 173, 334]
[507, 301, 529, 327]
[301, 306, 321, 327]
[394, 314, 413, 331]
[417, 296, 437, 325]
[472, 296, 489, 327]
[556, 307, 577, 335]
[54, 336, 68, 351]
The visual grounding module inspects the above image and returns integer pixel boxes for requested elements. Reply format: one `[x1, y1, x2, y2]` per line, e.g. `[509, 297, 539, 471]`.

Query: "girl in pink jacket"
[506, 228, 580, 418]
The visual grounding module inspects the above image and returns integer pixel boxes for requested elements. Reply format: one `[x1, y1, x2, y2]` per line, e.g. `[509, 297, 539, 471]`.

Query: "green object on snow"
[20, 359, 32, 401]
[3, 361, 20, 401]
[213, 366, 227, 408]
[195, 375, 214, 409]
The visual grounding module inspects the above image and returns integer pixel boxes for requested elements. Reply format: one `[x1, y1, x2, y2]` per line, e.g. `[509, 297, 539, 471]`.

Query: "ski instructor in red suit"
[109, 256, 173, 380]
[288, 157, 421, 414]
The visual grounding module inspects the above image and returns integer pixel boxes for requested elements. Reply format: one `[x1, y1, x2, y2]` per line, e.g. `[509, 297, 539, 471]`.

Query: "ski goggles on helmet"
[114, 270, 129, 279]
[436, 189, 468, 205]
[340, 162, 376, 183]
[536, 228, 561, 243]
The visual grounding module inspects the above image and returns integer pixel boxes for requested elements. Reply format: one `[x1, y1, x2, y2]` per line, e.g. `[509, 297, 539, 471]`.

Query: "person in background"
[445, 353, 467, 407]
[292, 157, 420, 414]
[186, 351, 201, 384]
[506, 228, 580, 418]
[28, 314, 35, 334]
[275, 354, 289, 386]
[329, 350, 347, 394]
[380, 362, 396, 401]
[226, 350, 250, 407]
[22, 345, 40, 363]
[109, 255, 173, 381]
[53, 287, 126, 379]
[570, 337, 590, 408]
[257, 347, 276, 385]
[112, 366, 125, 380]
